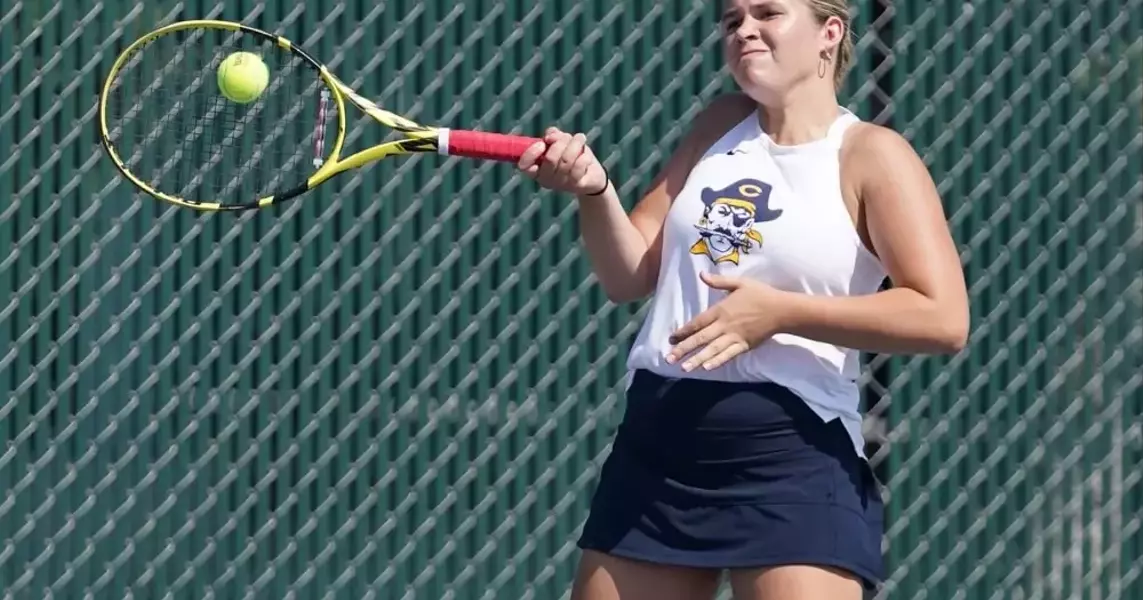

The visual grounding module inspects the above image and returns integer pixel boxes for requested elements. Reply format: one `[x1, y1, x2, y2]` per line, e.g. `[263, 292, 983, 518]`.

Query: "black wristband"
[584, 165, 610, 197]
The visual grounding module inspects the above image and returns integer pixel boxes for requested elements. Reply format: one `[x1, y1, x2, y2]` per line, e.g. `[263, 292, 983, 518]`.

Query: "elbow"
[928, 304, 969, 354]
[603, 286, 649, 304]
[599, 268, 655, 304]
[600, 278, 653, 304]
[931, 325, 968, 354]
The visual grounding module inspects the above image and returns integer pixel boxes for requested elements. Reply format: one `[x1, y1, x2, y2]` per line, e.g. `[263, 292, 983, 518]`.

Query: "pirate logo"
[689, 179, 782, 265]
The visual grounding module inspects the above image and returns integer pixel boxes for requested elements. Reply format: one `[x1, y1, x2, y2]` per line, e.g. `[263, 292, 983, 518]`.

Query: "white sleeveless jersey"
[625, 107, 887, 457]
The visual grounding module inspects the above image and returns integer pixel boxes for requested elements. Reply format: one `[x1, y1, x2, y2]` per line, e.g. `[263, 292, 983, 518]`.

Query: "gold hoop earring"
[817, 52, 830, 79]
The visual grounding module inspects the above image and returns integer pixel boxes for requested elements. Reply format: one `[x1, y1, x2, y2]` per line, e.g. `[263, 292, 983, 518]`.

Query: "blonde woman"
[518, 1, 969, 598]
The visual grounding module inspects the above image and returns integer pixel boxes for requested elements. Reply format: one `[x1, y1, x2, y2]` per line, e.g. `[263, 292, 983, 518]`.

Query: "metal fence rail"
[2, 1, 1140, 598]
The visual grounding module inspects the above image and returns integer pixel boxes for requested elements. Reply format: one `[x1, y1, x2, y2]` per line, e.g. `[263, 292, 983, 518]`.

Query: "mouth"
[739, 49, 769, 58]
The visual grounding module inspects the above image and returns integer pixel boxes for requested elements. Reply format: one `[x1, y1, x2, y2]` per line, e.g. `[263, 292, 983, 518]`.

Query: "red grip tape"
[445, 130, 542, 163]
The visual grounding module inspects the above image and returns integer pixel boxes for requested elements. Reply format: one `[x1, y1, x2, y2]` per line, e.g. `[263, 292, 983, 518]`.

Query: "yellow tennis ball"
[217, 51, 269, 104]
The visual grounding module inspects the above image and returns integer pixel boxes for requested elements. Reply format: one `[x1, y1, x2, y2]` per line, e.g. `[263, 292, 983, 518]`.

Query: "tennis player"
[517, 0, 969, 598]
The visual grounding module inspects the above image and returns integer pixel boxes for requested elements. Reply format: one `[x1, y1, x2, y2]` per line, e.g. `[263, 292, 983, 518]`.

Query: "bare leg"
[728, 564, 864, 600]
[571, 550, 723, 600]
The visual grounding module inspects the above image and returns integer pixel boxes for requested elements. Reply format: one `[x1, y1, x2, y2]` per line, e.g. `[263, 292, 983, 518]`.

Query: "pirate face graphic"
[689, 179, 783, 265]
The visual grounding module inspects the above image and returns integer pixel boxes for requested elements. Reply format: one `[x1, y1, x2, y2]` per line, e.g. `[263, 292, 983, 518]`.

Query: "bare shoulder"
[697, 92, 758, 120]
[837, 121, 950, 263]
[842, 122, 924, 167]
[686, 92, 758, 147]
[635, 92, 757, 203]
[654, 92, 757, 183]
[840, 122, 934, 194]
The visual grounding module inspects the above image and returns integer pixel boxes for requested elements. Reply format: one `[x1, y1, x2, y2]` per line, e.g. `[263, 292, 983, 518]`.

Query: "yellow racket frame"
[98, 19, 445, 211]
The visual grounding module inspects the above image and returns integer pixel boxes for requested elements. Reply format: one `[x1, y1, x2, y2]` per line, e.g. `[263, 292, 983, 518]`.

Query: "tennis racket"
[98, 19, 544, 211]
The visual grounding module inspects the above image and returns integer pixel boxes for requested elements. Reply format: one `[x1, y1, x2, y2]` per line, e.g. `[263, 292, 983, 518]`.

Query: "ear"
[820, 15, 845, 56]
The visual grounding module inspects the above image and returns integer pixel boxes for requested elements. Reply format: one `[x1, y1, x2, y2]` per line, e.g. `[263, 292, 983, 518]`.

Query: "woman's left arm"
[667, 125, 969, 371]
[777, 125, 970, 355]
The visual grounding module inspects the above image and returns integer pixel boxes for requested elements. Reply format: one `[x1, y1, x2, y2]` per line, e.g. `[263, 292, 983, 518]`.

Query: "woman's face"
[720, 0, 837, 94]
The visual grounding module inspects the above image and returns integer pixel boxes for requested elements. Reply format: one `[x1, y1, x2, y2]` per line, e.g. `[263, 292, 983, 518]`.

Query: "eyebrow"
[719, 1, 777, 22]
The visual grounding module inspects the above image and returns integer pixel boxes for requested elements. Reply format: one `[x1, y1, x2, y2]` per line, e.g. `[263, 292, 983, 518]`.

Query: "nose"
[732, 18, 761, 43]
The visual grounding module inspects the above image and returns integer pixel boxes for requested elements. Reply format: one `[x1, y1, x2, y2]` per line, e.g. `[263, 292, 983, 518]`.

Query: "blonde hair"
[806, 0, 855, 87]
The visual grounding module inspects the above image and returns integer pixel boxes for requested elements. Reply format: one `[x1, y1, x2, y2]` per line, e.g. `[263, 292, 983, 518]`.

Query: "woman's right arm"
[518, 94, 756, 303]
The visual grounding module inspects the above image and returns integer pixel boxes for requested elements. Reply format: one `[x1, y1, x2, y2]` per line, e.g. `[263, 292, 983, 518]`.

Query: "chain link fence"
[2, 1, 1141, 598]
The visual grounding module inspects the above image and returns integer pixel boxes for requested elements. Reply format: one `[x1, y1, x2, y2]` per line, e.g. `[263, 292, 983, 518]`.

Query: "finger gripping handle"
[441, 129, 542, 163]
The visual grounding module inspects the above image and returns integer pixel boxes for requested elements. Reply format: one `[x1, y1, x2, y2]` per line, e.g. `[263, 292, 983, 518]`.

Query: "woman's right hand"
[517, 127, 610, 197]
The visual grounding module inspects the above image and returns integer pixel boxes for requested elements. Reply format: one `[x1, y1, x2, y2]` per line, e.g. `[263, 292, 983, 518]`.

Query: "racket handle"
[439, 129, 542, 163]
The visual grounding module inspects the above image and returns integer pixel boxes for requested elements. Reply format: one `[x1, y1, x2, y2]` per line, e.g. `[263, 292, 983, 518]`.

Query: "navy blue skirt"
[577, 370, 885, 589]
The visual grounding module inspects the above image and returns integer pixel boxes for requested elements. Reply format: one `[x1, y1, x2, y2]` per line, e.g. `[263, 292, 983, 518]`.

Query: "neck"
[753, 83, 841, 146]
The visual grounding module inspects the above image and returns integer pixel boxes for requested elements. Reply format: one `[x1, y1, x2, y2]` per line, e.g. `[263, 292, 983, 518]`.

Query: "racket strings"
[105, 28, 337, 202]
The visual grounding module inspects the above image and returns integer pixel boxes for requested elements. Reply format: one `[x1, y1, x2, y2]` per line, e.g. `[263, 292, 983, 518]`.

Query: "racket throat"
[314, 89, 330, 168]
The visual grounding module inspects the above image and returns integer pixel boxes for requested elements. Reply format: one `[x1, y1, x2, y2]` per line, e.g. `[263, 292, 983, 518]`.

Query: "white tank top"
[625, 107, 887, 457]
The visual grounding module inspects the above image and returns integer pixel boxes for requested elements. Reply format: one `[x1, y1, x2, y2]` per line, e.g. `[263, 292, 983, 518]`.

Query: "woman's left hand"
[666, 272, 790, 372]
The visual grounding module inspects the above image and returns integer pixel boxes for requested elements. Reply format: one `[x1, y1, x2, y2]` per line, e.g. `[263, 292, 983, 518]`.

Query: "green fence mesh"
[2, 1, 1140, 599]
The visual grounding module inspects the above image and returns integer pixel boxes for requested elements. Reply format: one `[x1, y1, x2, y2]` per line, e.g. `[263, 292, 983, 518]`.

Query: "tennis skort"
[577, 369, 885, 589]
